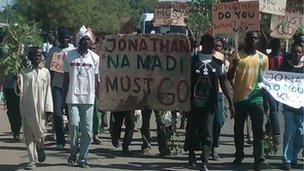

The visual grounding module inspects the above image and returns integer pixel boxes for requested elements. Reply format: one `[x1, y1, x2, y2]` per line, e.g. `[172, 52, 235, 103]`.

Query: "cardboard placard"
[154, 1, 190, 26]
[270, 7, 304, 39]
[212, 1, 260, 34]
[99, 34, 191, 112]
[49, 53, 64, 73]
[261, 70, 304, 109]
[239, 0, 287, 16]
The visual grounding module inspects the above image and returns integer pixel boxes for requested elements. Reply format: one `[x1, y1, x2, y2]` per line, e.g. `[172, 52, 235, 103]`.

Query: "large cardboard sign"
[49, 53, 64, 73]
[212, 1, 260, 34]
[239, 0, 287, 16]
[99, 34, 191, 111]
[261, 70, 304, 109]
[154, 1, 190, 26]
[270, 7, 304, 39]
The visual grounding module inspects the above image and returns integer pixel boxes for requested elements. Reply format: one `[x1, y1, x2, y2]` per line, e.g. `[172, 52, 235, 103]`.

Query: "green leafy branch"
[0, 15, 42, 81]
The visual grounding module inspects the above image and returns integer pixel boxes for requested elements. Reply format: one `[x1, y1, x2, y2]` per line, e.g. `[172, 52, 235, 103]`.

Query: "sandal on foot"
[67, 154, 77, 165]
[24, 162, 36, 170]
[78, 159, 90, 168]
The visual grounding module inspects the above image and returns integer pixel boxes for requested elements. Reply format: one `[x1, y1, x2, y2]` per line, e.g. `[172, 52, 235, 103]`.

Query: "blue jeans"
[68, 104, 94, 161]
[263, 91, 280, 135]
[52, 86, 66, 146]
[213, 92, 225, 148]
[282, 110, 304, 164]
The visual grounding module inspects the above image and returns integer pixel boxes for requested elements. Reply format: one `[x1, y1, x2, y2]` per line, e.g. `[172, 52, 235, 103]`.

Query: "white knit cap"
[76, 25, 95, 46]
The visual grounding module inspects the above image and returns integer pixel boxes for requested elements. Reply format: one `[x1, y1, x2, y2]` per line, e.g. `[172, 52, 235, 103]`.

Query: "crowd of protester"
[0, 26, 303, 171]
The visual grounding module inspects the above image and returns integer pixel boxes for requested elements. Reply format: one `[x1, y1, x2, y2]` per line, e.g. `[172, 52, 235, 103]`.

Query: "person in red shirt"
[268, 38, 283, 70]
[263, 38, 283, 145]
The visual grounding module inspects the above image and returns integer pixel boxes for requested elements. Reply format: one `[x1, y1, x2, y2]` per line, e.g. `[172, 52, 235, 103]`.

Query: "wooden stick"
[285, 39, 289, 53]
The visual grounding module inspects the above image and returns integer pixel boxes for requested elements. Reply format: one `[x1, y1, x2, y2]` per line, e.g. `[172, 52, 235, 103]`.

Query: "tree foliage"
[187, 0, 219, 41]
[14, 0, 157, 35]
[0, 9, 42, 81]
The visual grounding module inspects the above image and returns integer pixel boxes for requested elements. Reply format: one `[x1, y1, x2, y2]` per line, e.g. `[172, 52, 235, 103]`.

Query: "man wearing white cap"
[63, 26, 99, 168]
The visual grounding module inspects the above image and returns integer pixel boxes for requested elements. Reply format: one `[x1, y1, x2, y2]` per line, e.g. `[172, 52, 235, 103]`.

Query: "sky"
[0, 0, 14, 11]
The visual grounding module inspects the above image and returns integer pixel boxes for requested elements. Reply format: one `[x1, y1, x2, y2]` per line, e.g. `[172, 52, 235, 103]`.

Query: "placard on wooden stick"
[270, 7, 304, 39]
[212, 1, 260, 34]
[239, 0, 287, 16]
[99, 34, 191, 112]
[154, 1, 190, 26]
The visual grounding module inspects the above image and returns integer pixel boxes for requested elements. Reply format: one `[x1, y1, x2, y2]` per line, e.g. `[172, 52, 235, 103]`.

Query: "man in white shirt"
[42, 35, 54, 58]
[63, 26, 99, 168]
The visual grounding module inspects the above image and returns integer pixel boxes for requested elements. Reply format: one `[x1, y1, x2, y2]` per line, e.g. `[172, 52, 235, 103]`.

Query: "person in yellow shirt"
[228, 31, 269, 170]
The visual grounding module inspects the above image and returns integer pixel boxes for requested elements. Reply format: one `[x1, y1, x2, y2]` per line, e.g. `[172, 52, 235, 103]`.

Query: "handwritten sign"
[260, 0, 286, 15]
[154, 1, 190, 26]
[261, 70, 304, 109]
[270, 7, 304, 39]
[49, 53, 64, 73]
[99, 34, 191, 112]
[239, 0, 287, 16]
[212, 1, 260, 34]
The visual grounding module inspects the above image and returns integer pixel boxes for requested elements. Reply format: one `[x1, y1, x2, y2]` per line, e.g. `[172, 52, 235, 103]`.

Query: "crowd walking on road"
[0, 9, 303, 170]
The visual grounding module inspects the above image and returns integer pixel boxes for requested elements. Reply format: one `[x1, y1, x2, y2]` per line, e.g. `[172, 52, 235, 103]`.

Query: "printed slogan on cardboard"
[270, 7, 304, 39]
[261, 70, 304, 109]
[99, 34, 191, 111]
[212, 1, 260, 34]
[154, 1, 190, 26]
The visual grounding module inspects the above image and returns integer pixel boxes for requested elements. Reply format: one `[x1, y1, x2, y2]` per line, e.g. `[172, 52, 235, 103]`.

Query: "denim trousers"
[141, 109, 153, 149]
[68, 104, 94, 161]
[234, 103, 265, 163]
[92, 99, 104, 135]
[213, 92, 225, 148]
[282, 110, 304, 164]
[52, 86, 66, 146]
[263, 90, 280, 135]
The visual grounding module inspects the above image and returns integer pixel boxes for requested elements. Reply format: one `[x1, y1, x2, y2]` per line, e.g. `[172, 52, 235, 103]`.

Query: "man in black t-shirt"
[184, 34, 235, 171]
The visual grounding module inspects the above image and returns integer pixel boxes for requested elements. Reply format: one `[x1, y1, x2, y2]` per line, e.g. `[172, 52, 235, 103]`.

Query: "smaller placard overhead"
[212, 1, 260, 34]
[239, 0, 287, 16]
[154, 1, 190, 26]
[270, 7, 304, 39]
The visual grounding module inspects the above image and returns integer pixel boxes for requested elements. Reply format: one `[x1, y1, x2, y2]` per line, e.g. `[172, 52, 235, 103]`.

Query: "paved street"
[0, 103, 303, 171]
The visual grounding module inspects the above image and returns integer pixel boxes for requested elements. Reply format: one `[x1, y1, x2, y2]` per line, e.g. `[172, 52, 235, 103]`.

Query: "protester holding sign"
[63, 26, 99, 168]
[279, 44, 304, 170]
[228, 31, 269, 170]
[46, 27, 75, 150]
[184, 34, 234, 171]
